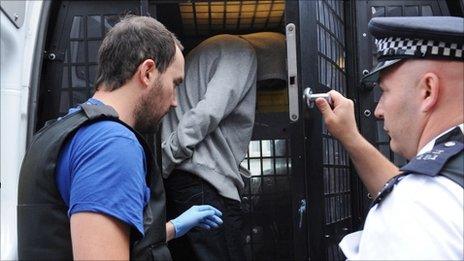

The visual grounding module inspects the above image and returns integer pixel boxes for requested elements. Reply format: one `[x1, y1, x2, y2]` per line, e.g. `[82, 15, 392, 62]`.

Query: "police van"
[1, 0, 463, 260]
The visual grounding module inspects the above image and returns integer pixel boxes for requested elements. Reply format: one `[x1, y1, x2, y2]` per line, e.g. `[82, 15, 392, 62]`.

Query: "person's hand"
[170, 205, 223, 238]
[315, 90, 361, 145]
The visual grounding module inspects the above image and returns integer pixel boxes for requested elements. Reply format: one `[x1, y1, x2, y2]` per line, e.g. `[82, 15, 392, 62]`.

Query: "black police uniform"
[17, 103, 172, 260]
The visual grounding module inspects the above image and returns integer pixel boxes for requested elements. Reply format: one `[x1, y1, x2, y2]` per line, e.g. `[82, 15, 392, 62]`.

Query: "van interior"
[38, 1, 297, 260]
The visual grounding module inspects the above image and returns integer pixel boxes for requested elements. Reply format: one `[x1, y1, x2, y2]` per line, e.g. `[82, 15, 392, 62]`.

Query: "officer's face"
[375, 61, 424, 159]
[134, 46, 185, 133]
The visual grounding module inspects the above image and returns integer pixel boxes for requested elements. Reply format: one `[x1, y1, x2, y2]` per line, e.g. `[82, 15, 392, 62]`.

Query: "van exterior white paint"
[1, 1, 44, 259]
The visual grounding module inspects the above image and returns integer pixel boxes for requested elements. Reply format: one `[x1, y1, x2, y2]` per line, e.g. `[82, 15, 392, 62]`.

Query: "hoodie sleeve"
[162, 39, 257, 175]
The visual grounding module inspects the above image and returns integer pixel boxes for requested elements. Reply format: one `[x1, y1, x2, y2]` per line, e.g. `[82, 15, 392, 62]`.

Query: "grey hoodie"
[161, 34, 257, 201]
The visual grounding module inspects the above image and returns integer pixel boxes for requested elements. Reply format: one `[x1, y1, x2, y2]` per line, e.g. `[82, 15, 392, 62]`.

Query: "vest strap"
[81, 103, 119, 119]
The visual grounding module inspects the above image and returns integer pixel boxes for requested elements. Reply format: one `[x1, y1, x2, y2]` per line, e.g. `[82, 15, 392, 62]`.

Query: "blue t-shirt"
[56, 98, 150, 235]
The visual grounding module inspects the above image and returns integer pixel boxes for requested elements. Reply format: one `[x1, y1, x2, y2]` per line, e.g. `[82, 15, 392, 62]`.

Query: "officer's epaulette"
[371, 139, 463, 208]
[400, 141, 463, 177]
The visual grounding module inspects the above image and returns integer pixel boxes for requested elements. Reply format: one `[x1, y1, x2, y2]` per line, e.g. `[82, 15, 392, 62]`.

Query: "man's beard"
[133, 79, 164, 134]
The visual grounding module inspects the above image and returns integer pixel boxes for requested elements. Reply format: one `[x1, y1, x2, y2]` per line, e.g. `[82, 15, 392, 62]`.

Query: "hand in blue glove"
[170, 205, 223, 238]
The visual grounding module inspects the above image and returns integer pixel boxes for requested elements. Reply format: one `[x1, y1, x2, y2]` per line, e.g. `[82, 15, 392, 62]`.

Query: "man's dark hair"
[95, 15, 183, 91]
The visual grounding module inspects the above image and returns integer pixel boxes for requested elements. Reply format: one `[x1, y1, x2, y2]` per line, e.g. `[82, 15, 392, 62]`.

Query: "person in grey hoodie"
[161, 32, 286, 260]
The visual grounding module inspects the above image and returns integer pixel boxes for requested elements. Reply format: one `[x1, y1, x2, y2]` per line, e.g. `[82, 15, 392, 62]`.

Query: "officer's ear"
[419, 72, 439, 113]
[137, 59, 160, 89]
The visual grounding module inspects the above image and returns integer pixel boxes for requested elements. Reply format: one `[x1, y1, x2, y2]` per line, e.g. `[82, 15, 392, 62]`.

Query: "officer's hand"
[315, 90, 360, 144]
[170, 205, 223, 238]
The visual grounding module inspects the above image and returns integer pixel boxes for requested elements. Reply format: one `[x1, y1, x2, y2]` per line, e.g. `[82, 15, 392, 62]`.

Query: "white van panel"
[1, 1, 44, 259]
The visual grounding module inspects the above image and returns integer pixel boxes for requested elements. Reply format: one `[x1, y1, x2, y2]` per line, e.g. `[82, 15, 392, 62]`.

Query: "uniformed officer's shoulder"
[399, 174, 462, 192]
[393, 174, 463, 206]
[381, 137, 463, 209]
[400, 141, 463, 177]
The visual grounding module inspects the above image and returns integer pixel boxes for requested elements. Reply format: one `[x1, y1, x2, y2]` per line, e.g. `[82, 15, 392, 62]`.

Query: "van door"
[36, 1, 142, 130]
[294, 1, 354, 260]
[294, 1, 456, 260]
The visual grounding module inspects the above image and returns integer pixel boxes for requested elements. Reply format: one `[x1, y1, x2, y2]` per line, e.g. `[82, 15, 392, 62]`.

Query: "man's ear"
[419, 72, 439, 113]
[137, 59, 159, 89]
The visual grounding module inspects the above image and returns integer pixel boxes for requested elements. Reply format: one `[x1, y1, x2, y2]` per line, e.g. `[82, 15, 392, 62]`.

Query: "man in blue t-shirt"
[51, 16, 222, 260]
[56, 98, 153, 236]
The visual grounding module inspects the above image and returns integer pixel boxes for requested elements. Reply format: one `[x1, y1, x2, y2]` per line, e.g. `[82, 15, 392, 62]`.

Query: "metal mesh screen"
[59, 15, 120, 114]
[240, 139, 293, 261]
[316, 0, 350, 260]
[57, 12, 158, 150]
[179, 0, 284, 36]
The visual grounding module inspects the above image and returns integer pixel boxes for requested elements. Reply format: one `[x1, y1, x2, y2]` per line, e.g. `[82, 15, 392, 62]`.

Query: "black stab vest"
[17, 103, 172, 260]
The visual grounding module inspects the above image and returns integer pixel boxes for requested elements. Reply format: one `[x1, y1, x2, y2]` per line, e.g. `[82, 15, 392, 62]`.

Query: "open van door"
[292, 1, 461, 260]
[36, 1, 143, 130]
[290, 2, 355, 259]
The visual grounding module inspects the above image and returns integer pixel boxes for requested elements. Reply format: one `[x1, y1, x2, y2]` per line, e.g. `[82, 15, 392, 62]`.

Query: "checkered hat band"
[375, 37, 464, 60]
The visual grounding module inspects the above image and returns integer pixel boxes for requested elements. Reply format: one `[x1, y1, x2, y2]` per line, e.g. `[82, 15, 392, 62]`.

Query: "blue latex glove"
[170, 205, 223, 238]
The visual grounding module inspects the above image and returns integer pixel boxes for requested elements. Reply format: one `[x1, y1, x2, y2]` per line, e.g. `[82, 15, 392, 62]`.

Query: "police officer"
[315, 16, 463, 259]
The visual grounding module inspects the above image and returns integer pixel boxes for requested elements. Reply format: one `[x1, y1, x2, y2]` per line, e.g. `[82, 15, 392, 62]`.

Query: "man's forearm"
[166, 221, 175, 242]
[71, 213, 130, 260]
[315, 91, 400, 197]
[343, 133, 399, 196]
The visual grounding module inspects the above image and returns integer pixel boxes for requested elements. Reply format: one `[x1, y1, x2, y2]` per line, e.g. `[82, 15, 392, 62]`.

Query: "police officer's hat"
[362, 16, 464, 87]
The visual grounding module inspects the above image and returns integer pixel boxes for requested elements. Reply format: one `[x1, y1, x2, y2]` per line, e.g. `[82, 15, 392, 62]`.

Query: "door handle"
[302, 87, 332, 109]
